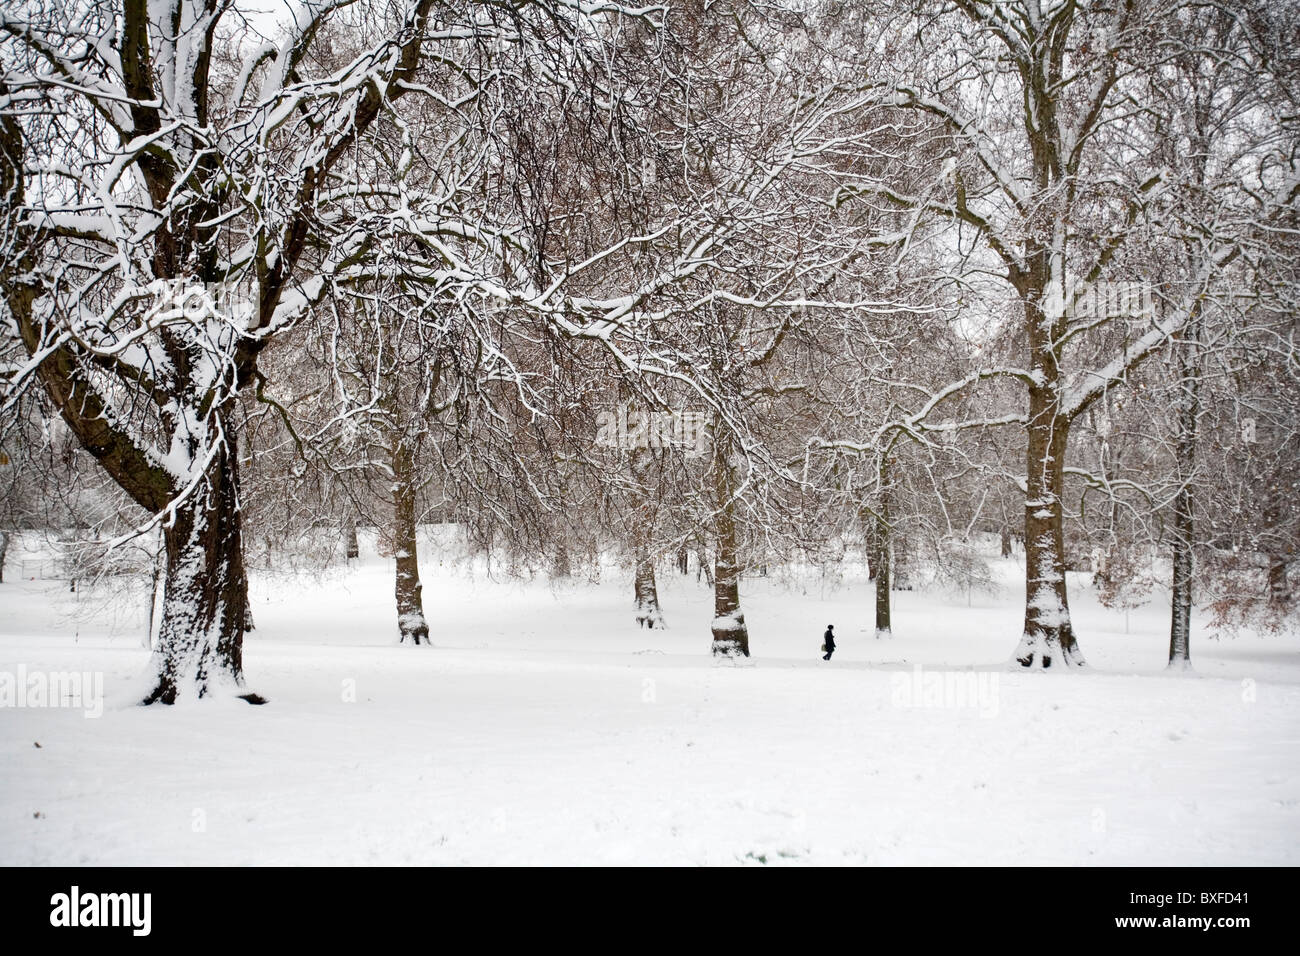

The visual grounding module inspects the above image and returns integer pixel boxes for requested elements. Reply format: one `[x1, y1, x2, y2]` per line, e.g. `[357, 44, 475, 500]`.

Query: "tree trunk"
[628, 448, 665, 628]
[144, 424, 260, 704]
[1015, 388, 1086, 668]
[552, 545, 571, 579]
[634, 548, 665, 628]
[1169, 487, 1194, 670]
[863, 507, 878, 581]
[676, 545, 689, 575]
[1168, 322, 1200, 671]
[146, 539, 163, 650]
[345, 522, 359, 561]
[873, 457, 892, 637]
[1000, 527, 1013, 558]
[697, 546, 713, 587]
[0, 530, 7, 583]
[242, 569, 255, 632]
[1268, 554, 1290, 608]
[1263, 499, 1291, 607]
[393, 440, 429, 645]
[710, 431, 748, 657]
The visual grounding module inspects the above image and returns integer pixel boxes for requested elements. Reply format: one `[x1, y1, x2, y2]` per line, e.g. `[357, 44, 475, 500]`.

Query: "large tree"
[0, 0, 649, 700]
[832, 0, 1292, 667]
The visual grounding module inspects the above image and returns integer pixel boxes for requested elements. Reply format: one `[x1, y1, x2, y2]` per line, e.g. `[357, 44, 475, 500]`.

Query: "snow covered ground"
[2, 530, 1297, 865]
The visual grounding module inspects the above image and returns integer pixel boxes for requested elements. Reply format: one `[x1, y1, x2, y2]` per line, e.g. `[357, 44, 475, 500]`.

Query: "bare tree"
[830, 0, 1293, 667]
[0, 0, 653, 699]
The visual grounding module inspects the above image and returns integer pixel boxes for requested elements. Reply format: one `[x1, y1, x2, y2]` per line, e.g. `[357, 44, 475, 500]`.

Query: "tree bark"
[634, 548, 665, 628]
[1263, 501, 1291, 607]
[242, 569, 255, 632]
[873, 456, 892, 637]
[0, 530, 7, 583]
[392, 439, 429, 645]
[710, 430, 748, 657]
[146, 543, 162, 649]
[1168, 320, 1201, 670]
[1268, 554, 1290, 608]
[144, 419, 259, 704]
[628, 447, 665, 627]
[1015, 389, 1085, 668]
[1169, 486, 1195, 669]
[552, 545, 571, 579]
[697, 546, 713, 587]
[863, 506, 878, 581]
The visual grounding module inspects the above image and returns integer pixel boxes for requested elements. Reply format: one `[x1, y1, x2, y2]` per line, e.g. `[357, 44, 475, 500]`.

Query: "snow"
[1, 533, 1297, 865]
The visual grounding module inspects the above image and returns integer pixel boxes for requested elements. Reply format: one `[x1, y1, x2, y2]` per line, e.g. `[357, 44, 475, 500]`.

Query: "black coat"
[823, 628, 836, 651]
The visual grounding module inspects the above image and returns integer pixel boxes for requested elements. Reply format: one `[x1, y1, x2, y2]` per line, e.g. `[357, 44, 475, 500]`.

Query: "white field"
[1, 530, 1297, 866]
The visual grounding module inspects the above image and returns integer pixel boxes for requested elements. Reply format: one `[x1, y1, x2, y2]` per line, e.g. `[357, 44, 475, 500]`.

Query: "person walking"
[822, 624, 836, 661]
